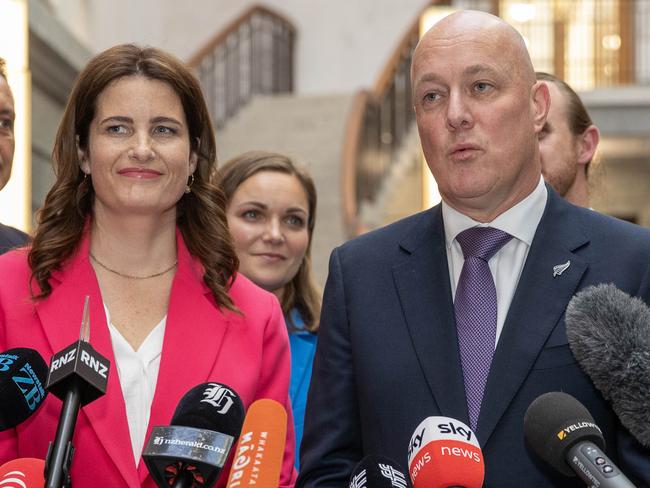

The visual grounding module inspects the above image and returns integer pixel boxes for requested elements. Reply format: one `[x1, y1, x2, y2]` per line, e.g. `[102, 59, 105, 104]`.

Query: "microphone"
[225, 398, 287, 488]
[406, 416, 484, 488]
[143, 382, 245, 488]
[565, 283, 650, 447]
[0, 458, 45, 488]
[524, 391, 636, 487]
[44, 296, 110, 488]
[348, 455, 411, 488]
[0, 348, 48, 431]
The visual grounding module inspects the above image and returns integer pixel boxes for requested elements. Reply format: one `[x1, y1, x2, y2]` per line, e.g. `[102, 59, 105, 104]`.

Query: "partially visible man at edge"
[0, 57, 29, 253]
[297, 10, 650, 487]
[537, 71, 600, 208]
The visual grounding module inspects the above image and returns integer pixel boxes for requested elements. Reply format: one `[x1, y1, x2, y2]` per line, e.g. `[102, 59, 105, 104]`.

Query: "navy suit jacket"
[0, 222, 28, 254]
[297, 188, 650, 487]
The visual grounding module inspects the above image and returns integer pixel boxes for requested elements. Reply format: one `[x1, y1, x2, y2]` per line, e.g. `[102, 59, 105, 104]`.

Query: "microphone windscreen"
[0, 458, 45, 487]
[349, 455, 411, 488]
[0, 348, 48, 431]
[523, 391, 605, 476]
[171, 382, 245, 438]
[226, 399, 287, 488]
[566, 283, 650, 447]
[407, 416, 484, 488]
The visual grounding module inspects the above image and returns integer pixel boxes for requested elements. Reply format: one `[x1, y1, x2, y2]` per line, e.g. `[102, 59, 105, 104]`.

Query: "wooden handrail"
[340, 3, 432, 238]
[340, 91, 369, 237]
[187, 4, 296, 68]
[372, 20, 420, 98]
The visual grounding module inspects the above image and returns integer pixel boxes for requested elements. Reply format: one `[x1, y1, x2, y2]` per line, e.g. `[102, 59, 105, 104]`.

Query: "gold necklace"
[89, 252, 177, 280]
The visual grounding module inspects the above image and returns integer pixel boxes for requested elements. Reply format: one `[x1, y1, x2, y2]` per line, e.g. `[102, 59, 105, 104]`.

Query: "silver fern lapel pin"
[553, 260, 571, 277]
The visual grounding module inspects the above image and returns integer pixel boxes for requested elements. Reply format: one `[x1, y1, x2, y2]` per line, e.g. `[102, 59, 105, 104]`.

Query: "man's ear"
[531, 81, 551, 133]
[577, 125, 600, 166]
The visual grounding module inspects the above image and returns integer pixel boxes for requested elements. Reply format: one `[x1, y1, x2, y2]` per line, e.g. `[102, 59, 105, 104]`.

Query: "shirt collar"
[442, 176, 547, 248]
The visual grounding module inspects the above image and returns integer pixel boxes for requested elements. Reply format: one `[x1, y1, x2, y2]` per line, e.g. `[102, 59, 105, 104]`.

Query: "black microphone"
[0, 348, 48, 431]
[44, 296, 110, 488]
[524, 391, 636, 487]
[566, 283, 650, 447]
[143, 382, 245, 488]
[348, 455, 411, 488]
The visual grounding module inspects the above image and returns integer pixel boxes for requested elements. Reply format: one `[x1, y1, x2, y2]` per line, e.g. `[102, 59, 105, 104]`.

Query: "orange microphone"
[0, 458, 45, 488]
[225, 399, 287, 488]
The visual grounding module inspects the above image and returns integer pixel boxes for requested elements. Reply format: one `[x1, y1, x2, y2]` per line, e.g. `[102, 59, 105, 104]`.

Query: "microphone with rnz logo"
[523, 391, 636, 487]
[0, 348, 48, 431]
[0, 458, 45, 488]
[348, 455, 411, 488]
[44, 296, 110, 488]
[407, 416, 484, 488]
[143, 382, 245, 488]
[225, 398, 287, 488]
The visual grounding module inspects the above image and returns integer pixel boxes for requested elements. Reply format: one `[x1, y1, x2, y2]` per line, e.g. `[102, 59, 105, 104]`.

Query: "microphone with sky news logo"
[143, 382, 245, 488]
[44, 296, 110, 488]
[524, 391, 636, 487]
[0, 458, 46, 488]
[407, 416, 485, 488]
[348, 455, 411, 488]
[0, 348, 48, 431]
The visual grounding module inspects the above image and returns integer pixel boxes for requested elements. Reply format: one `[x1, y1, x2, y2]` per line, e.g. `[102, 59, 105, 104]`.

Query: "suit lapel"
[392, 207, 469, 422]
[478, 191, 589, 444]
[35, 233, 139, 487]
[137, 231, 233, 483]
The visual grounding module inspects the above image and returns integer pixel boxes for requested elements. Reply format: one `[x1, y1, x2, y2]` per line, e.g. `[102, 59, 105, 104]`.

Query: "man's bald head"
[410, 9, 550, 222]
[413, 10, 536, 89]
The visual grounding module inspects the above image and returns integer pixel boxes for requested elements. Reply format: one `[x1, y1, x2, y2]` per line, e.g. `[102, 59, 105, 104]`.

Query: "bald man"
[297, 10, 650, 487]
[0, 58, 29, 253]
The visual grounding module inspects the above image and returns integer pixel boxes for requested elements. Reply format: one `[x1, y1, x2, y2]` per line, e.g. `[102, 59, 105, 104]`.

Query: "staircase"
[215, 94, 354, 286]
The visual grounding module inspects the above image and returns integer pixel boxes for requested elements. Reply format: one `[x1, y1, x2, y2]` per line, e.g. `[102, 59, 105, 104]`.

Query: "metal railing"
[341, 14, 421, 237]
[187, 5, 295, 129]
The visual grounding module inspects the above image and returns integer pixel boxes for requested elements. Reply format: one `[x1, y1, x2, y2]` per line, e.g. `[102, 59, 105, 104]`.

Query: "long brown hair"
[216, 151, 321, 332]
[28, 44, 238, 310]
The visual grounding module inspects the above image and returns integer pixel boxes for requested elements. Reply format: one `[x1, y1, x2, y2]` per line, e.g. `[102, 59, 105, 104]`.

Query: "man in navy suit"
[297, 10, 650, 487]
[0, 57, 29, 254]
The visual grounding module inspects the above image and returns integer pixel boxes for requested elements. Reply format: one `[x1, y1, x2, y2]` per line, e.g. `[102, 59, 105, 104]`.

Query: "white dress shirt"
[443, 177, 547, 346]
[105, 306, 166, 466]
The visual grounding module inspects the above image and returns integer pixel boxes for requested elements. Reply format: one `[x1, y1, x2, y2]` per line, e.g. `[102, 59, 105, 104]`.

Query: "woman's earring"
[185, 173, 195, 194]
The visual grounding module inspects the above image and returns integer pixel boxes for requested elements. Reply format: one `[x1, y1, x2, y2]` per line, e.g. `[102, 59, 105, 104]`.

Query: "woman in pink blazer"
[0, 44, 296, 487]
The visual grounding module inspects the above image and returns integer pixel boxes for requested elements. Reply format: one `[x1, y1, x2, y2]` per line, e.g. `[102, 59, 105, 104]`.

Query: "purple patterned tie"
[454, 226, 513, 431]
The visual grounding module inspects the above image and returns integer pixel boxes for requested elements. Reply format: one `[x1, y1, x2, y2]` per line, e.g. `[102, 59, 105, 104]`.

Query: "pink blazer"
[0, 230, 297, 487]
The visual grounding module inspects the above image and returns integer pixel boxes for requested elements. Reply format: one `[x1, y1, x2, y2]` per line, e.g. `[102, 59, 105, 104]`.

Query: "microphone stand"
[171, 468, 196, 488]
[45, 383, 80, 488]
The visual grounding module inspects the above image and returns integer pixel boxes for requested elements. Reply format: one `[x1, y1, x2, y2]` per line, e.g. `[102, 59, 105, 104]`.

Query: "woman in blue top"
[217, 151, 321, 468]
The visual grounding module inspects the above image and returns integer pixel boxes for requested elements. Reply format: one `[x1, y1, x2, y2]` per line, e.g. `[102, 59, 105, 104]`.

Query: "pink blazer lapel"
[137, 231, 235, 484]
[35, 233, 140, 487]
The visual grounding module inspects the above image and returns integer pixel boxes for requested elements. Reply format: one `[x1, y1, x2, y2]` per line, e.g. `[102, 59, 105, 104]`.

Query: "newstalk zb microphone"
[0, 348, 48, 431]
[143, 382, 245, 488]
[226, 398, 287, 488]
[566, 283, 650, 447]
[0, 458, 45, 488]
[524, 391, 636, 487]
[44, 296, 110, 488]
[348, 455, 411, 488]
[407, 416, 484, 488]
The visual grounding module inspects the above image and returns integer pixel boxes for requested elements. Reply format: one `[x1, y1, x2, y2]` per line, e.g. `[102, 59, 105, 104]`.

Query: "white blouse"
[105, 306, 166, 466]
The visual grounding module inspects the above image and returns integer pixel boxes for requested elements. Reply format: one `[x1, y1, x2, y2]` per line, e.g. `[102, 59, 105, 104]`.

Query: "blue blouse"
[287, 310, 317, 469]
